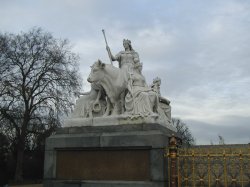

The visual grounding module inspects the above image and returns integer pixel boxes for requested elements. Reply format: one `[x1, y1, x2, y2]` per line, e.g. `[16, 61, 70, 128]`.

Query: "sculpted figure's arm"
[106, 46, 118, 61]
[160, 97, 170, 105]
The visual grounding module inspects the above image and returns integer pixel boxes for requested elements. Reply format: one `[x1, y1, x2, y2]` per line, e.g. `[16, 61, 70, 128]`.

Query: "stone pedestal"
[44, 122, 177, 187]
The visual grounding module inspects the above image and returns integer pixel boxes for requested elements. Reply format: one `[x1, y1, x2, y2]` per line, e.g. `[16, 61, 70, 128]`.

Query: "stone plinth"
[64, 115, 176, 132]
[44, 122, 177, 187]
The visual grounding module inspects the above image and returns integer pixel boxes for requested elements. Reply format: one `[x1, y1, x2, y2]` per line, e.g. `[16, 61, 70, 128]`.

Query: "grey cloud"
[185, 116, 250, 145]
[1, 0, 250, 144]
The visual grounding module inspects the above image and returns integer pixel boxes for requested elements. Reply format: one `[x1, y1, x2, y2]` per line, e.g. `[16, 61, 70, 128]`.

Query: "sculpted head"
[134, 62, 143, 73]
[153, 77, 161, 86]
[87, 59, 105, 83]
[123, 39, 133, 51]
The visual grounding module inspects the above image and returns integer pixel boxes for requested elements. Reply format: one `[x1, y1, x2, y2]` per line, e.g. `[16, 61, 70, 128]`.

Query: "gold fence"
[167, 136, 250, 187]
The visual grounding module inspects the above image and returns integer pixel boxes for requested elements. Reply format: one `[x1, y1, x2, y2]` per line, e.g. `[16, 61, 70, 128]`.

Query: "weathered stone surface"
[59, 122, 175, 137]
[44, 123, 176, 187]
[100, 130, 168, 148]
[64, 115, 176, 132]
[45, 133, 101, 151]
[150, 149, 166, 181]
[43, 150, 55, 179]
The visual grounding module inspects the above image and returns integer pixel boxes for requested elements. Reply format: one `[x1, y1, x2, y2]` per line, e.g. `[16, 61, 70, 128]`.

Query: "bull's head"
[87, 59, 106, 83]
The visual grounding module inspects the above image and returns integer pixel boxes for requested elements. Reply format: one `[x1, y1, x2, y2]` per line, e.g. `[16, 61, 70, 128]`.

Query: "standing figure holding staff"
[106, 38, 140, 81]
[102, 30, 141, 113]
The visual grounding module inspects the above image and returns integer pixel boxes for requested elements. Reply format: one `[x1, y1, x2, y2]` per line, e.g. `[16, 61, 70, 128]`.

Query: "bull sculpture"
[87, 60, 127, 116]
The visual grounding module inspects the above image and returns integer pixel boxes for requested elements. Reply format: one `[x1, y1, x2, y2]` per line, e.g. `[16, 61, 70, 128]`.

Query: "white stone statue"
[87, 60, 127, 115]
[106, 39, 140, 82]
[125, 63, 159, 117]
[65, 37, 176, 131]
[151, 77, 172, 123]
[72, 83, 106, 118]
[106, 39, 140, 112]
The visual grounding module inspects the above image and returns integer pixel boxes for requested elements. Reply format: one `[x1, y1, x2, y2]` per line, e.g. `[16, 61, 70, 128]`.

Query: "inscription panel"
[56, 149, 150, 181]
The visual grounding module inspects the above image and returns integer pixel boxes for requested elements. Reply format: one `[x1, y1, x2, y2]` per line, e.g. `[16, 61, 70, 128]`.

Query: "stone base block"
[44, 123, 176, 187]
[44, 180, 167, 187]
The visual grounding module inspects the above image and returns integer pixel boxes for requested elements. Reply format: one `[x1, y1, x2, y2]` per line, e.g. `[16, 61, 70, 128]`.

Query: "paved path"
[11, 184, 42, 187]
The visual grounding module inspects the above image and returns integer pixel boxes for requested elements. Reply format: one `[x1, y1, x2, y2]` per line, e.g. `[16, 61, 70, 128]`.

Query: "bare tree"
[172, 118, 195, 147]
[218, 134, 225, 145]
[0, 28, 82, 181]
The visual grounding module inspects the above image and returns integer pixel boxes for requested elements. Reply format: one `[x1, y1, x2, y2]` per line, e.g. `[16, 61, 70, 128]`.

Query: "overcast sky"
[1, 0, 250, 144]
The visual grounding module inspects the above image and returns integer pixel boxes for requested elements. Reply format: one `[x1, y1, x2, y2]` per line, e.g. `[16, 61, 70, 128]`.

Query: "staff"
[102, 29, 113, 65]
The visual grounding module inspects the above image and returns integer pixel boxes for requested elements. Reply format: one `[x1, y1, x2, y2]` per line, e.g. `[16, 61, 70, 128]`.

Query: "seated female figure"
[125, 63, 158, 117]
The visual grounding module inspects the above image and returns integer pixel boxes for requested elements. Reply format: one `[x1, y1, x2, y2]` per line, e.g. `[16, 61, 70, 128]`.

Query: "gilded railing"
[166, 136, 250, 187]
